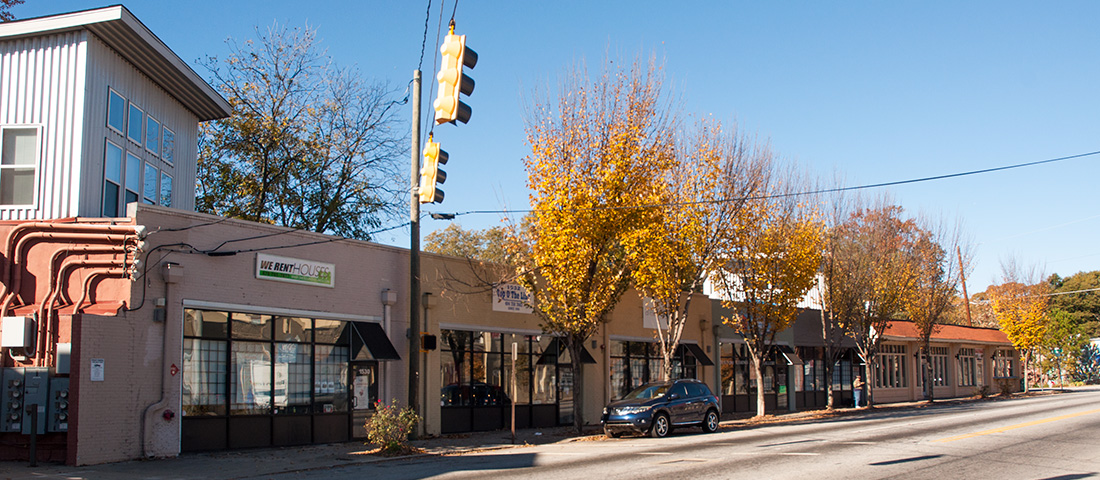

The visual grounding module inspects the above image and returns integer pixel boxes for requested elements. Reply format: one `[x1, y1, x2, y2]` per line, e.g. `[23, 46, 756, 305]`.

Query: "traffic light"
[434, 25, 477, 124]
[419, 139, 448, 204]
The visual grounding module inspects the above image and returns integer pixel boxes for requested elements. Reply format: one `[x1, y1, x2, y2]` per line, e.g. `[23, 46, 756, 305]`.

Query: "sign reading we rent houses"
[255, 253, 335, 288]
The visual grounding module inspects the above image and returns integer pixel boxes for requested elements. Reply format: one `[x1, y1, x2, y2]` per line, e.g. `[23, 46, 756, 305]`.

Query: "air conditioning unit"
[1, 316, 34, 349]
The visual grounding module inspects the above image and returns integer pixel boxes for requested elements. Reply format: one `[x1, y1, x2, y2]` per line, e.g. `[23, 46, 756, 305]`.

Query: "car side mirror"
[668, 393, 680, 400]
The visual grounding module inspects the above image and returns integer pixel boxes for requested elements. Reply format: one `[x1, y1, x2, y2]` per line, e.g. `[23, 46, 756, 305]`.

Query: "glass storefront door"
[350, 361, 378, 438]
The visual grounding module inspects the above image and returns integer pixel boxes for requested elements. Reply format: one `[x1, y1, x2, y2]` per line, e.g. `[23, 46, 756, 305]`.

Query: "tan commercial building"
[0, 5, 1020, 466]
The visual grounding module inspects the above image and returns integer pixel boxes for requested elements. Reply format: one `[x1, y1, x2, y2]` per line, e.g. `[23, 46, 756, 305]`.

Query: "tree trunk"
[569, 340, 585, 434]
[864, 359, 875, 408]
[1023, 350, 1030, 394]
[824, 354, 835, 409]
[752, 356, 766, 417]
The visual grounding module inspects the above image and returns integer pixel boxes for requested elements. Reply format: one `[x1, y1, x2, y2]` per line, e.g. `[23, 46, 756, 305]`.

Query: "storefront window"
[232, 312, 272, 341]
[442, 330, 564, 407]
[274, 342, 311, 414]
[275, 316, 312, 343]
[184, 310, 228, 338]
[958, 348, 978, 386]
[314, 344, 349, 412]
[183, 310, 368, 418]
[231, 341, 273, 415]
[873, 344, 907, 389]
[182, 338, 226, 415]
[609, 340, 700, 399]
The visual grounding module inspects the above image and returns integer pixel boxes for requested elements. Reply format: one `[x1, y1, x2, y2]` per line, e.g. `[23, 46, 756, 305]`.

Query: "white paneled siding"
[82, 34, 199, 216]
[0, 31, 86, 220]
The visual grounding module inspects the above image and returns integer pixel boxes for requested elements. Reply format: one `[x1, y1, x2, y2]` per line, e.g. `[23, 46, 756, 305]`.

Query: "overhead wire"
[423, 149, 1100, 220]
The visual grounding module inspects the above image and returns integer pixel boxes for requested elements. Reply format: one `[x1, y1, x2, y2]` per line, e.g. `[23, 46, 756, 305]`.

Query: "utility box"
[1, 316, 34, 349]
[47, 377, 70, 432]
[1, 367, 50, 434]
[1, 368, 23, 433]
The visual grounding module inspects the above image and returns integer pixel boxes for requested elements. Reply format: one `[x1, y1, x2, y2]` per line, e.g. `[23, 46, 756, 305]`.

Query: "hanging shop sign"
[492, 283, 532, 314]
[256, 253, 335, 288]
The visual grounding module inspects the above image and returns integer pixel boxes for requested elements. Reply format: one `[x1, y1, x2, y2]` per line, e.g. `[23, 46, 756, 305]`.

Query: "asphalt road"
[267, 387, 1100, 480]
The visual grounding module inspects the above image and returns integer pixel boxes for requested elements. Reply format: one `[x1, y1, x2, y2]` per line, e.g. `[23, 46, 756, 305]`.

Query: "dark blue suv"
[600, 379, 720, 438]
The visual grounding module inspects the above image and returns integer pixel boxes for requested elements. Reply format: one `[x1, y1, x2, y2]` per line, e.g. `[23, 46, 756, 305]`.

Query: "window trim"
[103, 140, 123, 216]
[107, 88, 126, 135]
[143, 161, 158, 205]
[0, 125, 42, 207]
[161, 126, 175, 166]
[160, 171, 173, 208]
[127, 102, 144, 145]
[145, 115, 161, 157]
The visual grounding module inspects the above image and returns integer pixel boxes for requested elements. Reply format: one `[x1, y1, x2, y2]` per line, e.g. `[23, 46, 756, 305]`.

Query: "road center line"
[933, 408, 1100, 443]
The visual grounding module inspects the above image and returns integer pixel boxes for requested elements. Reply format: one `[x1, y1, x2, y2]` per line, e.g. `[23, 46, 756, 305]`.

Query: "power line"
[425, 149, 1100, 220]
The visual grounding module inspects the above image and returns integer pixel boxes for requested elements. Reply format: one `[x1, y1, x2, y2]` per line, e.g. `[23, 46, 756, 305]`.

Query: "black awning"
[536, 338, 597, 365]
[776, 344, 803, 366]
[682, 343, 714, 366]
[351, 321, 401, 361]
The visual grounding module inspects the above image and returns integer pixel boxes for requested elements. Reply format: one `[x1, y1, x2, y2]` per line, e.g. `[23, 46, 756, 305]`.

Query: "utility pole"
[957, 245, 972, 327]
[408, 70, 422, 438]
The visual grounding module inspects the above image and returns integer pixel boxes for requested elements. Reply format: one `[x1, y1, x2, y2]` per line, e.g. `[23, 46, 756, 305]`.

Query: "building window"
[719, 342, 750, 396]
[160, 172, 173, 207]
[146, 116, 160, 155]
[918, 346, 950, 387]
[103, 141, 123, 216]
[125, 152, 141, 207]
[143, 162, 158, 204]
[958, 347, 978, 386]
[441, 330, 558, 407]
[873, 344, 907, 389]
[162, 127, 175, 165]
[610, 340, 699, 400]
[182, 309, 359, 417]
[798, 347, 827, 392]
[127, 103, 143, 144]
[0, 127, 38, 206]
[993, 349, 1015, 378]
[107, 89, 126, 134]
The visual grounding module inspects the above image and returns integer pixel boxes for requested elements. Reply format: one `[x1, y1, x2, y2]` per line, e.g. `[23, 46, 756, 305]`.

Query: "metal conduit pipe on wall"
[0, 221, 140, 289]
[1, 231, 138, 315]
[38, 254, 136, 366]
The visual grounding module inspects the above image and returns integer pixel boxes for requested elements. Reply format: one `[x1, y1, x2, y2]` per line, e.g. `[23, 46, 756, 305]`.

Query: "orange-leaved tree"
[625, 120, 770, 381]
[831, 202, 921, 407]
[905, 218, 967, 403]
[516, 56, 673, 431]
[712, 167, 823, 417]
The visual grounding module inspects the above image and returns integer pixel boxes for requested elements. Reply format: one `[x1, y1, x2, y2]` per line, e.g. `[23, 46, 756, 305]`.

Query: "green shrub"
[366, 399, 421, 454]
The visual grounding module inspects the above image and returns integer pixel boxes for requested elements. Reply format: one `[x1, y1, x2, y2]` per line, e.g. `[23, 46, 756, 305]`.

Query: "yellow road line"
[934, 408, 1100, 443]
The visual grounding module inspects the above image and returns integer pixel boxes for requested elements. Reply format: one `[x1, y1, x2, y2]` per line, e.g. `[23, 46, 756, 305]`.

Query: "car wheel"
[702, 409, 720, 433]
[650, 413, 670, 438]
[604, 428, 621, 439]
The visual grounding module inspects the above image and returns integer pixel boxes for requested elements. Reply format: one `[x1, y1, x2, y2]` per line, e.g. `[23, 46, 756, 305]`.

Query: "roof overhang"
[0, 5, 230, 121]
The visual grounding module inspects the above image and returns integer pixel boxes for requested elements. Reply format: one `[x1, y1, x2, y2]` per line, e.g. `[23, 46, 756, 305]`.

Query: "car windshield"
[623, 383, 670, 400]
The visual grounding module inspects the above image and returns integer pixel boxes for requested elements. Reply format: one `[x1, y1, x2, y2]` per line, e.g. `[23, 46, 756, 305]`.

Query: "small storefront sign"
[256, 253, 335, 288]
[493, 284, 532, 314]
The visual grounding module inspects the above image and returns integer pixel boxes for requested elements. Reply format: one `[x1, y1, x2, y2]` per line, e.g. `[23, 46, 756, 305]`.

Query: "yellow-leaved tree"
[516, 57, 673, 432]
[988, 279, 1049, 393]
[625, 121, 770, 381]
[711, 169, 824, 417]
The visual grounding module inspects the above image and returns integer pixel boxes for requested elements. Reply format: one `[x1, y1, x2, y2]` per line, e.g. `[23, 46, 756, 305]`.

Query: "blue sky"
[15, 1, 1100, 291]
